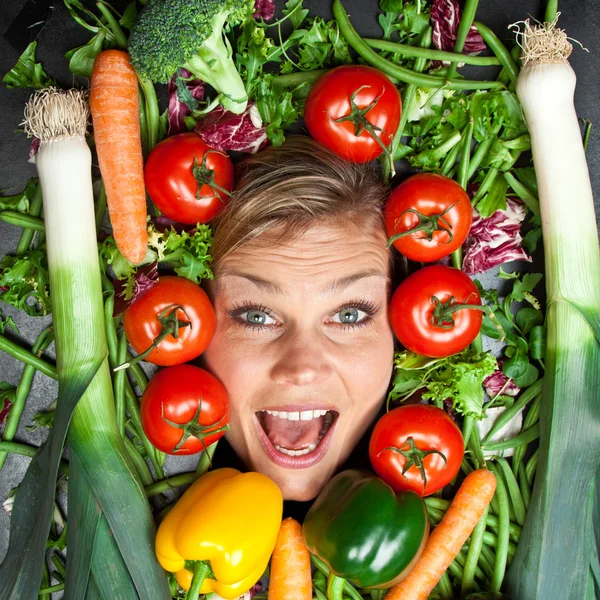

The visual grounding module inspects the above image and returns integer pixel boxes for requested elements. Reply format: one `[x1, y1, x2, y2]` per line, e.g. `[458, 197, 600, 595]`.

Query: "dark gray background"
[1, 0, 599, 578]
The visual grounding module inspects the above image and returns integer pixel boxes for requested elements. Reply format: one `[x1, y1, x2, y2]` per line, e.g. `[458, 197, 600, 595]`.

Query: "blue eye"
[330, 307, 369, 325]
[245, 309, 271, 325]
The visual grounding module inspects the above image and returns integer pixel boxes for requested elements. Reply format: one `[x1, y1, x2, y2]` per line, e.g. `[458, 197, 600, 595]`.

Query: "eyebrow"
[216, 269, 390, 297]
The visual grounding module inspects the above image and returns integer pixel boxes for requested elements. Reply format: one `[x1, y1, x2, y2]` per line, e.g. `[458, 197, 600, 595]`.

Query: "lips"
[254, 407, 338, 469]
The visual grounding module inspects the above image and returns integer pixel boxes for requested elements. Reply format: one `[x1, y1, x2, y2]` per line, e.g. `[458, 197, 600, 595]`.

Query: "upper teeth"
[265, 409, 329, 421]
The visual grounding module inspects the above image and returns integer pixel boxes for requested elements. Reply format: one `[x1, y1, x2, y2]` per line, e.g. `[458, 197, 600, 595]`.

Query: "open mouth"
[254, 408, 339, 468]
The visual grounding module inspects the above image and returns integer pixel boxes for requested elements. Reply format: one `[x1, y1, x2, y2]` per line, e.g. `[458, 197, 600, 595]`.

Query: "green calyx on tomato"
[377, 436, 447, 491]
[390, 265, 484, 357]
[117, 303, 191, 372]
[161, 398, 230, 453]
[123, 276, 215, 367]
[386, 202, 457, 248]
[384, 173, 472, 262]
[191, 152, 232, 201]
[141, 364, 230, 455]
[332, 85, 395, 174]
[303, 469, 429, 589]
[431, 294, 504, 337]
[369, 405, 464, 497]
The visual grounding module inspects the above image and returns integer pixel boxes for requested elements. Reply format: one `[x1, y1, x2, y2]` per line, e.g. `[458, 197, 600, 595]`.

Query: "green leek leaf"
[0, 353, 105, 600]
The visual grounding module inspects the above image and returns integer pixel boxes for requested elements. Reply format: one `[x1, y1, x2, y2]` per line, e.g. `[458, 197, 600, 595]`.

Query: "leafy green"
[158, 225, 214, 284]
[0, 180, 38, 214]
[471, 90, 528, 143]
[27, 400, 57, 431]
[0, 248, 51, 316]
[65, 32, 106, 78]
[0, 309, 18, 336]
[389, 348, 498, 418]
[2, 42, 56, 89]
[282, 0, 309, 30]
[377, 0, 430, 43]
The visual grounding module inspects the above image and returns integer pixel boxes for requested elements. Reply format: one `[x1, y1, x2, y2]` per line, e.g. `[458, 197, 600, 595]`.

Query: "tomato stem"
[430, 295, 505, 339]
[192, 151, 232, 201]
[332, 85, 396, 177]
[114, 304, 192, 372]
[161, 400, 230, 453]
[378, 436, 447, 492]
[386, 203, 457, 248]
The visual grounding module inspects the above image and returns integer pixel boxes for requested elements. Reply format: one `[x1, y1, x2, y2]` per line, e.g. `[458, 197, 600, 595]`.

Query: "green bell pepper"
[303, 469, 429, 590]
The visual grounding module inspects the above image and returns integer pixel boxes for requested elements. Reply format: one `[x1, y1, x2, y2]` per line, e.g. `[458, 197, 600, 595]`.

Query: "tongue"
[260, 413, 325, 450]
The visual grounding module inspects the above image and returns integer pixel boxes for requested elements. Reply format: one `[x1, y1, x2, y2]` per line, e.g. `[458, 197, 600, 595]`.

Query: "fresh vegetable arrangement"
[0, 2, 598, 600]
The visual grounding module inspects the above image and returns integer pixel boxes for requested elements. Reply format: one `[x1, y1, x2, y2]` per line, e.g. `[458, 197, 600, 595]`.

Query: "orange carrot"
[268, 517, 312, 600]
[90, 49, 147, 264]
[385, 469, 497, 600]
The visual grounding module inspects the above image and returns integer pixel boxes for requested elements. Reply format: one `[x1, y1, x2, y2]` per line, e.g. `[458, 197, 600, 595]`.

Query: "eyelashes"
[227, 300, 379, 332]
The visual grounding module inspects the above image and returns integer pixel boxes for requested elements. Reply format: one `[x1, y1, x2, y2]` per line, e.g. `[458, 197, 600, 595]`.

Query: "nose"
[270, 328, 333, 386]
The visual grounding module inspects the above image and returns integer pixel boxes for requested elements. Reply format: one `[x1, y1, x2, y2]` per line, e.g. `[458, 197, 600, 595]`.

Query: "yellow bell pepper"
[155, 468, 283, 599]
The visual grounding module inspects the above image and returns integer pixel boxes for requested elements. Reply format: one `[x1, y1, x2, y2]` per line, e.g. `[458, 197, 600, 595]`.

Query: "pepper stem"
[185, 561, 210, 600]
[333, 85, 395, 177]
[378, 436, 447, 491]
[161, 400, 230, 453]
[326, 572, 347, 600]
[430, 295, 505, 339]
[386, 203, 457, 248]
[114, 304, 191, 372]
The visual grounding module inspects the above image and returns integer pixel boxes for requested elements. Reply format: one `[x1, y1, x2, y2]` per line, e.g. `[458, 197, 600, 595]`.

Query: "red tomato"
[390, 265, 482, 357]
[304, 65, 401, 163]
[123, 276, 215, 366]
[384, 173, 473, 262]
[141, 364, 229, 455]
[144, 133, 234, 225]
[369, 404, 464, 496]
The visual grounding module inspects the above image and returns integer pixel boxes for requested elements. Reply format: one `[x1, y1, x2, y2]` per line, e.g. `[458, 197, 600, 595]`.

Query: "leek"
[0, 89, 170, 599]
[504, 19, 600, 600]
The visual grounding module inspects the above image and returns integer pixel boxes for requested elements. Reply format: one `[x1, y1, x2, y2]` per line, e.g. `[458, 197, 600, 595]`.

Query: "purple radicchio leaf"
[152, 216, 191, 234]
[194, 102, 268, 154]
[28, 137, 40, 163]
[254, 0, 275, 21]
[168, 69, 205, 136]
[484, 366, 521, 397]
[113, 262, 159, 317]
[430, 0, 486, 54]
[248, 581, 263, 599]
[462, 197, 532, 275]
[0, 396, 13, 426]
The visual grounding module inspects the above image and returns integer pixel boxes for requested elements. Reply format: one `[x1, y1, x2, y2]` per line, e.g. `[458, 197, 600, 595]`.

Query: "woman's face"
[202, 221, 395, 501]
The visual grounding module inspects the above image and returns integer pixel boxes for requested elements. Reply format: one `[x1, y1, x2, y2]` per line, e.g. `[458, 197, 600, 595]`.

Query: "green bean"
[440, 137, 463, 176]
[462, 415, 476, 447]
[51, 554, 66, 579]
[471, 167, 499, 207]
[488, 464, 510, 592]
[496, 458, 526, 526]
[0, 326, 54, 470]
[139, 77, 161, 152]
[196, 441, 218, 475]
[385, 27, 432, 179]
[0, 211, 45, 232]
[436, 571, 455, 600]
[526, 448, 539, 486]
[0, 441, 68, 475]
[123, 436, 154, 487]
[458, 119, 474, 189]
[474, 22, 519, 86]
[426, 506, 445, 523]
[39, 561, 50, 600]
[446, 0, 480, 80]
[333, 0, 503, 91]
[326, 573, 345, 600]
[38, 583, 64, 595]
[94, 179, 108, 231]
[273, 70, 328, 89]
[126, 354, 149, 393]
[15, 183, 43, 254]
[467, 137, 494, 180]
[461, 506, 488, 595]
[468, 426, 486, 469]
[511, 393, 541, 476]
[0, 334, 57, 379]
[461, 456, 475, 476]
[310, 555, 363, 600]
[518, 461, 531, 511]
[483, 423, 540, 452]
[138, 83, 150, 159]
[365, 38, 501, 66]
[114, 333, 128, 437]
[478, 545, 496, 581]
[103, 291, 119, 368]
[146, 472, 197, 497]
[482, 531, 516, 557]
[447, 555, 464, 581]
[481, 379, 543, 445]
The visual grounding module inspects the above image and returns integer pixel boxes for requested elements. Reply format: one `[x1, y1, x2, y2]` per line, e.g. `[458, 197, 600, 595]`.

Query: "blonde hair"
[210, 135, 391, 263]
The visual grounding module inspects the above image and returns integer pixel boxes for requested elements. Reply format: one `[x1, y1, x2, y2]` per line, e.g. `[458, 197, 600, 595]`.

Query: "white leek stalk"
[505, 20, 600, 600]
[17, 89, 170, 598]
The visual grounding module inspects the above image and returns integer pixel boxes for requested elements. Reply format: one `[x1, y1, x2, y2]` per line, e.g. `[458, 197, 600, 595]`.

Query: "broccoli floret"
[128, 0, 255, 114]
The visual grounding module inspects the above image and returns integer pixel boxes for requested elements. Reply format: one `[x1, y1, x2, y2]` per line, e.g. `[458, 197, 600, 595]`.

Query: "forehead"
[213, 222, 391, 298]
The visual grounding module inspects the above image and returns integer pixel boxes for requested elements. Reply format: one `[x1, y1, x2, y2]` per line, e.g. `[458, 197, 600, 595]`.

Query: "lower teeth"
[273, 412, 334, 457]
